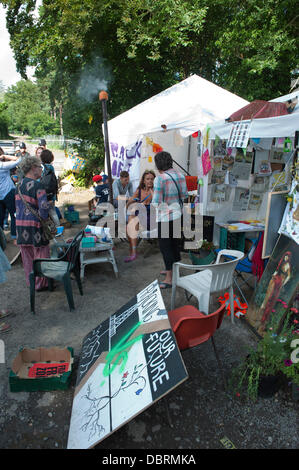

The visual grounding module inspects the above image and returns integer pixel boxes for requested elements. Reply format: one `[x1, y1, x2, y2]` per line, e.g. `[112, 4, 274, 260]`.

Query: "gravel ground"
[0, 187, 298, 453]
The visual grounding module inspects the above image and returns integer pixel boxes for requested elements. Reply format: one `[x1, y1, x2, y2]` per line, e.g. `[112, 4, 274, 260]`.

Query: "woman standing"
[152, 151, 188, 289]
[15, 156, 51, 291]
[0, 148, 20, 244]
[125, 170, 156, 262]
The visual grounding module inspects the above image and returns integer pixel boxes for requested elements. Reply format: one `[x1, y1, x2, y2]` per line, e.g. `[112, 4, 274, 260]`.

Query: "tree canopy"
[1, 0, 298, 143]
[3, 78, 59, 135]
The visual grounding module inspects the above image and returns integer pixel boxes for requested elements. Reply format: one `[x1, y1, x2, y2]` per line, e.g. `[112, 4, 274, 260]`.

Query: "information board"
[262, 191, 288, 259]
[67, 280, 188, 449]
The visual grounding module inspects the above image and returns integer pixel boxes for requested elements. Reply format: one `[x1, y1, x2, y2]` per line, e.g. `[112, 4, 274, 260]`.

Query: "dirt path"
[0, 186, 298, 452]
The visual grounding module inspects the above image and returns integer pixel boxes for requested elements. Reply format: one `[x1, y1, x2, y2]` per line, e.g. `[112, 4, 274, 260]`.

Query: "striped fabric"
[152, 169, 188, 222]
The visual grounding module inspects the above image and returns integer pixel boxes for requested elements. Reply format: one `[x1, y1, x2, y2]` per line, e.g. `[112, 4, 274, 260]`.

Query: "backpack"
[40, 165, 58, 200]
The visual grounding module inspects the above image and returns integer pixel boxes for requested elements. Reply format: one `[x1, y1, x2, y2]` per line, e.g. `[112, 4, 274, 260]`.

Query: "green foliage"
[67, 142, 105, 187]
[1, 0, 298, 151]
[0, 101, 9, 138]
[3, 79, 52, 134]
[230, 311, 298, 401]
[27, 112, 60, 137]
[0, 81, 6, 102]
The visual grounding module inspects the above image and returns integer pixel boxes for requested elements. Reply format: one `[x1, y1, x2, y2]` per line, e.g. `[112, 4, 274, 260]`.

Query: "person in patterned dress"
[15, 157, 51, 291]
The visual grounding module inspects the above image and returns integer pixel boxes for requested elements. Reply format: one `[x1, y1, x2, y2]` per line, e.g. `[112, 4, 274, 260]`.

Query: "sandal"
[0, 322, 11, 333]
[0, 309, 12, 319]
[124, 254, 137, 263]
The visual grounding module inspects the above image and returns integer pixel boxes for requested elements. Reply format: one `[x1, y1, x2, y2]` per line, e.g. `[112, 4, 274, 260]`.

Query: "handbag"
[17, 185, 57, 241]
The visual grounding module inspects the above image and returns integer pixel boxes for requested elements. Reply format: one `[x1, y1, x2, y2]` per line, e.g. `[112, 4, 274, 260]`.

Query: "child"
[93, 174, 109, 205]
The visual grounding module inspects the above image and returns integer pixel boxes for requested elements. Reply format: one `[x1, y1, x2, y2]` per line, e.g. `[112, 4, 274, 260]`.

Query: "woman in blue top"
[0, 148, 21, 244]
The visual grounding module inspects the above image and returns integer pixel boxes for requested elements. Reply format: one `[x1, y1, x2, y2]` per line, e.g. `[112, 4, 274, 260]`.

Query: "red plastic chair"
[168, 303, 227, 388]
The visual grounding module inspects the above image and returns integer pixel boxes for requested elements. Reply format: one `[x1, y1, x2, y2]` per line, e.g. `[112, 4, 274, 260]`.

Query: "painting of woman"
[259, 251, 292, 331]
[247, 234, 298, 335]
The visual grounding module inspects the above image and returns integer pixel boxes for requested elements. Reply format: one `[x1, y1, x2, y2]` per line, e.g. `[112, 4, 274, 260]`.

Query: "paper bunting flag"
[146, 137, 154, 146]
[203, 126, 210, 148]
[202, 149, 212, 175]
[174, 130, 184, 147]
[153, 143, 163, 153]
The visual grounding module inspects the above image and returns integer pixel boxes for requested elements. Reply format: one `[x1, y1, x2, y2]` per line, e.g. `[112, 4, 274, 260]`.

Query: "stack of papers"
[227, 223, 264, 231]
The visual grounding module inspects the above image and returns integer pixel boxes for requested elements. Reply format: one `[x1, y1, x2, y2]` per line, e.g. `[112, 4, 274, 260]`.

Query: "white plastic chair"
[171, 249, 244, 324]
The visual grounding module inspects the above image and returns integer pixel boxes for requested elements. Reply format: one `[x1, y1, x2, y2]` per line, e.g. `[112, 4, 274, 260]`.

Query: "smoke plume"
[77, 56, 112, 102]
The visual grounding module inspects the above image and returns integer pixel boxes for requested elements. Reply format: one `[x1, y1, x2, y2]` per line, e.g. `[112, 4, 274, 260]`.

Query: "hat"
[102, 174, 108, 182]
[19, 142, 26, 149]
[39, 139, 46, 146]
[92, 175, 102, 182]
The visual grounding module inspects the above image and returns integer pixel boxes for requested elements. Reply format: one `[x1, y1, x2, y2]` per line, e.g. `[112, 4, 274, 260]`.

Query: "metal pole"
[99, 91, 113, 205]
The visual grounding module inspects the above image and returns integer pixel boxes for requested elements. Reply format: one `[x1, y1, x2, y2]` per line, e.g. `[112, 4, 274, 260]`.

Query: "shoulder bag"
[17, 185, 57, 241]
[164, 171, 184, 209]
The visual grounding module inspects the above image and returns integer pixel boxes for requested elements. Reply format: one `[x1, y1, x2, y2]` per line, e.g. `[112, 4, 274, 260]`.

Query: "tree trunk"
[59, 103, 64, 136]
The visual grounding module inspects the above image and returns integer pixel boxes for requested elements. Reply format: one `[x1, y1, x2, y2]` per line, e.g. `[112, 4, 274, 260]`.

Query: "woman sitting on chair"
[125, 170, 156, 262]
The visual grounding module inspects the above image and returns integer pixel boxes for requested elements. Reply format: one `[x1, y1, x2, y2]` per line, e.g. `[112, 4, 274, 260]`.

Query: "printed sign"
[227, 120, 252, 149]
[28, 362, 69, 378]
[110, 140, 142, 183]
[67, 280, 188, 449]
[64, 153, 86, 173]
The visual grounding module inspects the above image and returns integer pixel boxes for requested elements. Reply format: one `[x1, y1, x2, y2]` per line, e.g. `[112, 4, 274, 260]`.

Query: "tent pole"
[187, 136, 191, 174]
[172, 158, 190, 176]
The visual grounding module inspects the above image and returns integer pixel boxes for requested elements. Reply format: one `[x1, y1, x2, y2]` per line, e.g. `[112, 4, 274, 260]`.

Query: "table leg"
[80, 252, 85, 279]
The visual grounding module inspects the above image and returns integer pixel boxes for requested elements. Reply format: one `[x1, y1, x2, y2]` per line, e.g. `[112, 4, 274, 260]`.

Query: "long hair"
[137, 170, 156, 190]
[276, 251, 292, 273]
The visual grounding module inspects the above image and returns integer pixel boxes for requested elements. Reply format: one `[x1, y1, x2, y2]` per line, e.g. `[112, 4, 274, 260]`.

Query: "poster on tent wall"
[227, 120, 252, 149]
[279, 180, 299, 245]
[67, 280, 188, 449]
[110, 140, 142, 184]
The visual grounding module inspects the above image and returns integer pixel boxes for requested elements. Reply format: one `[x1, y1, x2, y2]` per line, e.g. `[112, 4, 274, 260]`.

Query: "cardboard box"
[9, 347, 74, 392]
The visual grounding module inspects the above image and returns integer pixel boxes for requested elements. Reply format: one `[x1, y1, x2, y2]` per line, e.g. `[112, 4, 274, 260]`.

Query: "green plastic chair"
[29, 229, 84, 314]
[188, 250, 216, 266]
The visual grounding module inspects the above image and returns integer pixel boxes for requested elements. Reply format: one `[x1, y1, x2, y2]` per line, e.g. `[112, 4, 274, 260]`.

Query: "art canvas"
[279, 180, 299, 245]
[247, 234, 299, 336]
[67, 280, 188, 449]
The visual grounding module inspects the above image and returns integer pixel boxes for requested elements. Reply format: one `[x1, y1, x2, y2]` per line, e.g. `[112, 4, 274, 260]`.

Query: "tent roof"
[107, 75, 248, 148]
[227, 99, 289, 121]
[209, 89, 299, 139]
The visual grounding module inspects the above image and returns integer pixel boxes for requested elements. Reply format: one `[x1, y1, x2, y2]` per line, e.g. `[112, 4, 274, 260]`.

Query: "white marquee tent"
[209, 89, 299, 140]
[107, 74, 248, 148]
